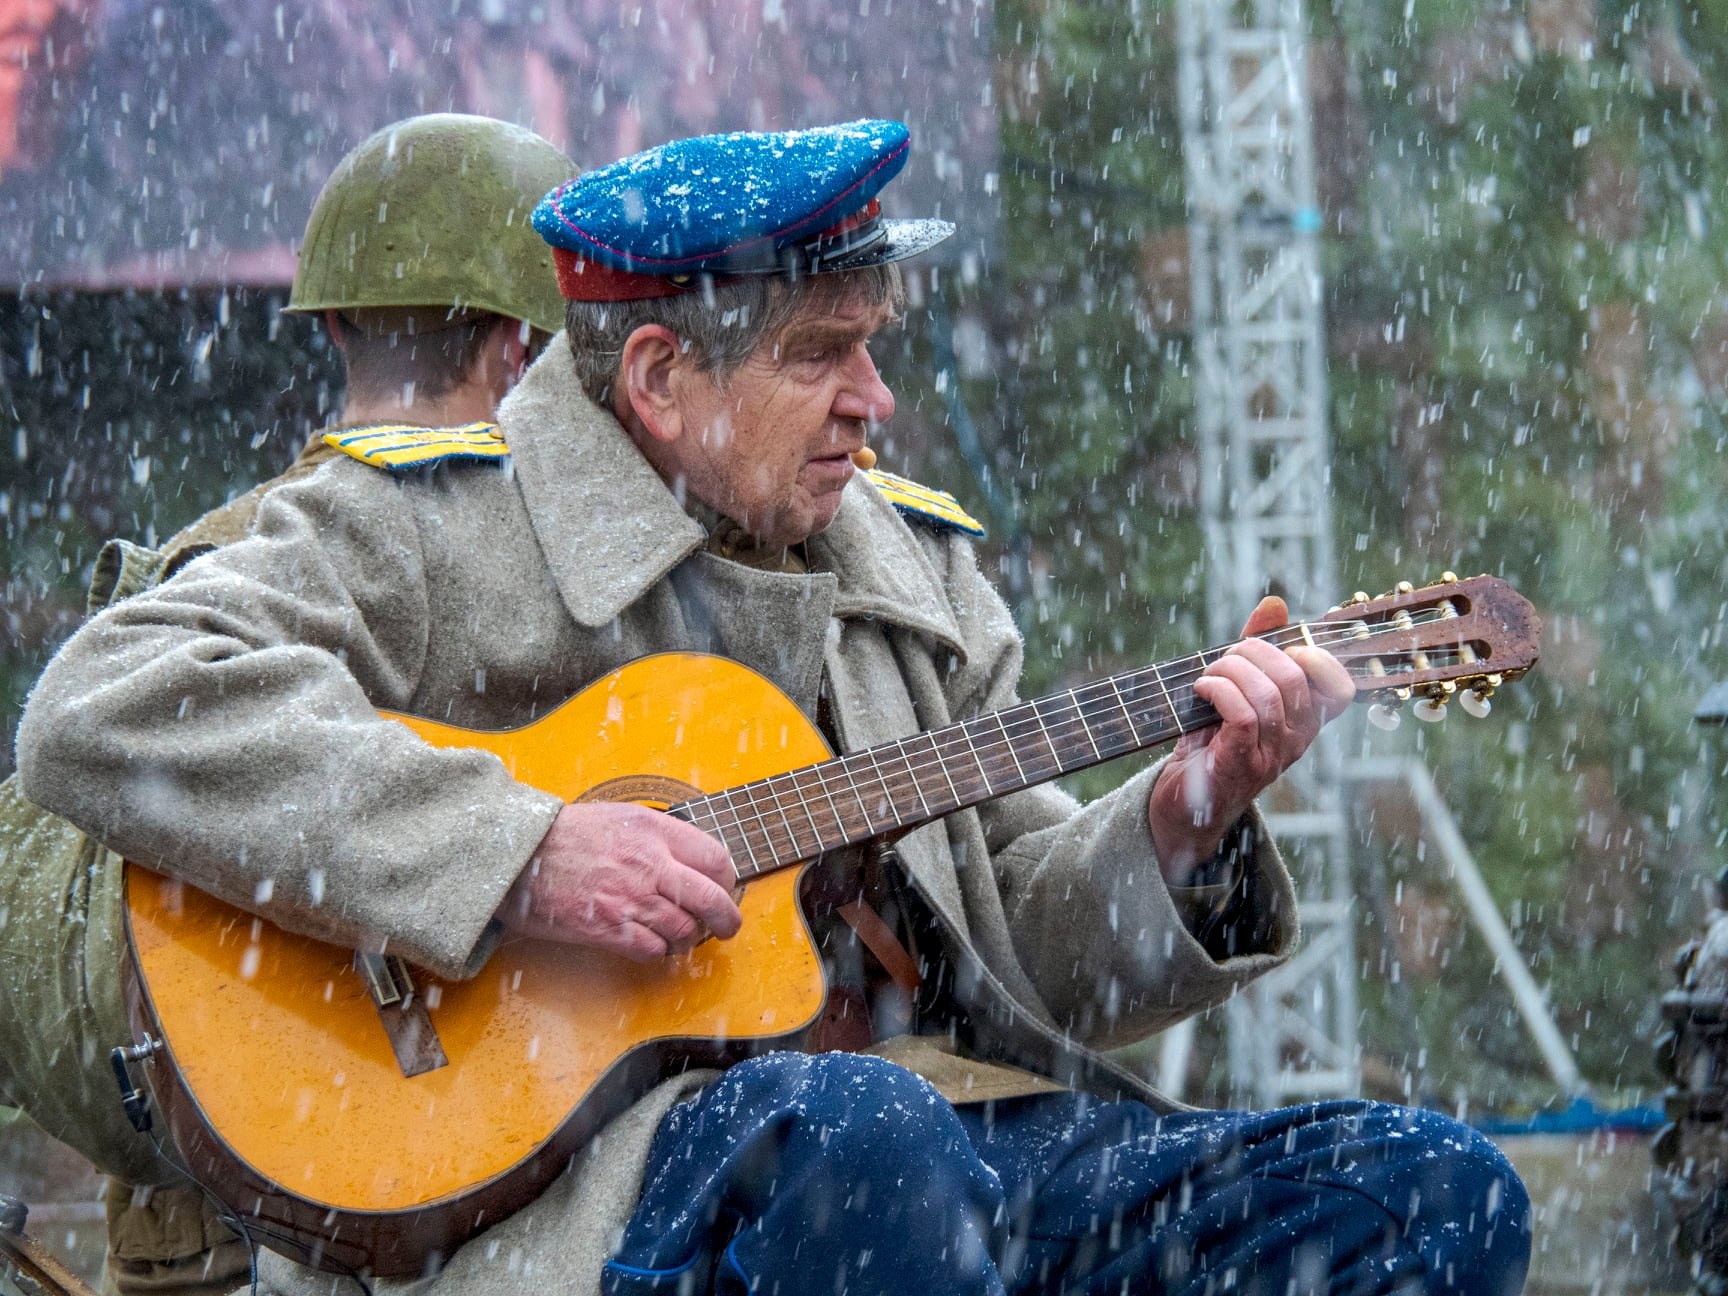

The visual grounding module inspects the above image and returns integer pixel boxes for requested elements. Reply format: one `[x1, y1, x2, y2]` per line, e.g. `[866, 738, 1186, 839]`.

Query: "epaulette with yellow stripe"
[865, 468, 986, 538]
[322, 422, 509, 471]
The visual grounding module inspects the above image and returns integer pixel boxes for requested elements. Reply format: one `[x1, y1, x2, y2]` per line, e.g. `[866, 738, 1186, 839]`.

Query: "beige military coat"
[17, 340, 1299, 1296]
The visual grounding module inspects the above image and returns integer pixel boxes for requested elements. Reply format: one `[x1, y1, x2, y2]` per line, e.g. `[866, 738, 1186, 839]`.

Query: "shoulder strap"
[863, 467, 986, 538]
[321, 421, 509, 471]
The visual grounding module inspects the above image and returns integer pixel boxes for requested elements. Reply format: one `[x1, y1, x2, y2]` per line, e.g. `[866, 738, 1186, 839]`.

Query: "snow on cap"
[531, 119, 954, 301]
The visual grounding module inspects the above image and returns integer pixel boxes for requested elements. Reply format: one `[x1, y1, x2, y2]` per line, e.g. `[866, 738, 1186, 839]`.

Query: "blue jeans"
[602, 1052, 1530, 1296]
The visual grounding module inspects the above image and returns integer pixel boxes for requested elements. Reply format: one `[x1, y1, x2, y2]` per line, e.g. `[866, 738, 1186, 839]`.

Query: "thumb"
[1239, 595, 1288, 639]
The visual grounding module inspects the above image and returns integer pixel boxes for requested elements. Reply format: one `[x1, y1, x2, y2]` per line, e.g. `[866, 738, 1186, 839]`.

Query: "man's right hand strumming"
[497, 803, 742, 961]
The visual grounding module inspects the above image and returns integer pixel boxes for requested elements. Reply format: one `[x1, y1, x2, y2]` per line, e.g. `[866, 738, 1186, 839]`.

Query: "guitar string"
[684, 610, 1479, 869]
[680, 606, 1484, 873]
[691, 608, 1474, 862]
[699, 608, 1466, 828]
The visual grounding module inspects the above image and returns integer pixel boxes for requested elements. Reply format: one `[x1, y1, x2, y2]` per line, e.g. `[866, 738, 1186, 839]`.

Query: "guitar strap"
[836, 897, 922, 994]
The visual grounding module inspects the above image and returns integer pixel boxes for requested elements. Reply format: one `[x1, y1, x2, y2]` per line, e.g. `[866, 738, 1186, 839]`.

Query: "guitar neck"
[668, 637, 1274, 880]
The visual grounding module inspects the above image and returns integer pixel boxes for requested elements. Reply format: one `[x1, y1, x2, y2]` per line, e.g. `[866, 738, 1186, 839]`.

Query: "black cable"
[136, 1122, 373, 1296]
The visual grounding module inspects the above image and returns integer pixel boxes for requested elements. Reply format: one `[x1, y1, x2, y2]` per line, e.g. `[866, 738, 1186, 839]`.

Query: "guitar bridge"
[356, 952, 448, 1078]
[357, 951, 412, 1007]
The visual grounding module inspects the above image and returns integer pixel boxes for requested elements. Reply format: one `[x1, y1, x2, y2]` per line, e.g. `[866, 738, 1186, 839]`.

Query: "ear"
[614, 324, 687, 444]
[497, 317, 531, 386]
[324, 309, 350, 354]
[476, 317, 532, 404]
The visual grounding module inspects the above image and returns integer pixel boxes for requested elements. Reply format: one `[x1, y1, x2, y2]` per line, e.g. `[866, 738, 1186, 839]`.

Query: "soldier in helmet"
[0, 111, 572, 1295]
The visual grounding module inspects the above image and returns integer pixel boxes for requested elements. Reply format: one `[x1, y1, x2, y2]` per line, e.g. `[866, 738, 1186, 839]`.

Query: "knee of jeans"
[790, 1053, 967, 1157]
[1367, 1104, 1532, 1236]
[721, 1049, 931, 1102]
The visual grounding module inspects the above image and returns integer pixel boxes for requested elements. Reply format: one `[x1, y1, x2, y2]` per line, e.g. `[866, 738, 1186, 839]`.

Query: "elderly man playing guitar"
[17, 122, 1531, 1296]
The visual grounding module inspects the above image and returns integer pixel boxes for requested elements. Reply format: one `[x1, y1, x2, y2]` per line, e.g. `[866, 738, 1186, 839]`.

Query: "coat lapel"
[810, 482, 967, 662]
[499, 345, 705, 630]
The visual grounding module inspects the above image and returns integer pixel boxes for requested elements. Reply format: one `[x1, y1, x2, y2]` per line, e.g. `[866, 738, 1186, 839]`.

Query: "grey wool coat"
[16, 339, 1300, 1296]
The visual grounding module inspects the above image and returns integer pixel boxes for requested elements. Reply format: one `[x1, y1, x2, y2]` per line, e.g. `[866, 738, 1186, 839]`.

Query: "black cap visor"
[706, 215, 955, 278]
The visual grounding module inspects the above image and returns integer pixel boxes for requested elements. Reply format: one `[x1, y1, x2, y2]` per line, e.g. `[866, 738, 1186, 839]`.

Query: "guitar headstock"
[1311, 573, 1540, 729]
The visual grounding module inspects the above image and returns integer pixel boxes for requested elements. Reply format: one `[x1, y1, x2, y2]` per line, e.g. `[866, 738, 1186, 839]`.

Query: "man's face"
[662, 288, 897, 548]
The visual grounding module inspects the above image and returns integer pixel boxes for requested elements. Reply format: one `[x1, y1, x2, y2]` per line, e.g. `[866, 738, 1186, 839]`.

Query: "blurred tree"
[985, 0, 1728, 1106]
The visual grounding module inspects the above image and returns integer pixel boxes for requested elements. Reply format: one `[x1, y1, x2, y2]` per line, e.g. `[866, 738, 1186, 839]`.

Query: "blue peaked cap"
[532, 120, 953, 298]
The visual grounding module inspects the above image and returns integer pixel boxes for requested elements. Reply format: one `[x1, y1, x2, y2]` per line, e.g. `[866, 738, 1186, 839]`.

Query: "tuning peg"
[1367, 702, 1403, 731]
[1395, 580, 1414, 594]
[1441, 570, 1458, 583]
[1412, 696, 1447, 723]
[1459, 689, 1493, 719]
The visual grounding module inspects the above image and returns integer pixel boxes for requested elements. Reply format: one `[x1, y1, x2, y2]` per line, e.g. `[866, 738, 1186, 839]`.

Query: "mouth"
[804, 450, 857, 481]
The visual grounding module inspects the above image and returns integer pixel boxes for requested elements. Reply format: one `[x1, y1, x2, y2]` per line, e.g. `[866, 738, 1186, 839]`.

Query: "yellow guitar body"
[123, 653, 831, 1273]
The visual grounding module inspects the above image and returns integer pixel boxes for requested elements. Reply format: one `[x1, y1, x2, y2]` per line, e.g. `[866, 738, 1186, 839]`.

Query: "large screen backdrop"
[0, 0, 997, 289]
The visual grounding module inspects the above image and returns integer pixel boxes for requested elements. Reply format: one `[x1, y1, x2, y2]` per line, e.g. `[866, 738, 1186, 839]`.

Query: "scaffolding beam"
[1176, 0, 1358, 1108]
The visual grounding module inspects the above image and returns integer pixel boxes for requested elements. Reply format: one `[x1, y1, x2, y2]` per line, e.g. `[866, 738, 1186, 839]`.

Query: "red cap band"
[554, 249, 693, 302]
[552, 200, 886, 302]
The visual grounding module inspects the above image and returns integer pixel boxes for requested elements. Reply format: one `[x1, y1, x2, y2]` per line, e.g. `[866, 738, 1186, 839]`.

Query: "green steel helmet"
[288, 114, 574, 335]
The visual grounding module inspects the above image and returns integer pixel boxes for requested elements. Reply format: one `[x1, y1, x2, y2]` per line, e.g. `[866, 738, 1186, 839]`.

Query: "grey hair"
[564, 265, 903, 409]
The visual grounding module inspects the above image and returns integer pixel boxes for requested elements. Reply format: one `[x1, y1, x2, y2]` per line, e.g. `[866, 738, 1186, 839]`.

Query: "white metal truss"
[1175, 0, 1359, 1108]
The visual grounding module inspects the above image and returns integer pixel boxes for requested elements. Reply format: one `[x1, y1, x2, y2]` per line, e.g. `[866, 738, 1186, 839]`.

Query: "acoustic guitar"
[116, 573, 1539, 1276]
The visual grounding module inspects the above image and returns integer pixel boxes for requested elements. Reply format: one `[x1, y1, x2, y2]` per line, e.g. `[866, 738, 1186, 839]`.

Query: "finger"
[1228, 640, 1320, 742]
[1192, 670, 1260, 733]
[1200, 654, 1287, 734]
[1286, 645, 1357, 719]
[616, 921, 672, 964]
[634, 895, 703, 951]
[654, 858, 744, 939]
[1238, 595, 1288, 639]
[660, 816, 738, 890]
[1227, 637, 1312, 708]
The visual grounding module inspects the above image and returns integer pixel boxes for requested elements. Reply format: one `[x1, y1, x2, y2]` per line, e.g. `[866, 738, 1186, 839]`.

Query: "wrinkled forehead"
[761, 271, 902, 344]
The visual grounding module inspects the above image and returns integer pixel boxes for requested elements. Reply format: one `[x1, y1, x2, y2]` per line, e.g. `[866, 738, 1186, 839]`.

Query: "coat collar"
[810, 484, 966, 661]
[499, 343, 705, 630]
[499, 339, 966, 659]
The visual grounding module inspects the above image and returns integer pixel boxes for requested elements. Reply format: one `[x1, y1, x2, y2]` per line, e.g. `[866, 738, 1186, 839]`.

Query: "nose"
[832, 346, 896, 427]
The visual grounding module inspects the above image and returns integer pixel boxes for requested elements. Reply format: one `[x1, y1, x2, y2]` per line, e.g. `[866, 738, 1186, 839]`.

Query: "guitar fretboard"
[667, 640, 1264, 879]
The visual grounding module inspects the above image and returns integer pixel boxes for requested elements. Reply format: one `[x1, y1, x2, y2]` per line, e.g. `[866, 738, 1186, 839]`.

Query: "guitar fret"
[1106, 677, 1146, 746]
[992, 711, 1030, 785]
[858, 746, 907, 828]
[804, 765, 851, 844]
[1148, 663, 1185, 735]
[764, 772, 819, 861]
[1023, 697, 1070, 777]
[830, 751, 878, 836]
[742, 780, 796, 865]
[1066, 688, 1105, 762]
[917, 730, 963, 812]
[925, 725, 979, 805]
[959, 719, 997, 797]
[714, 787, 765, 877]
[1069, 696, 1106, 762]
[892, 738, 935, 818]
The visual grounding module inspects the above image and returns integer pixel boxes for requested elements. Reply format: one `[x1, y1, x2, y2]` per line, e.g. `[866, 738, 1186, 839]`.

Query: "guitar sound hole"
[575, 775, 703, 808]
